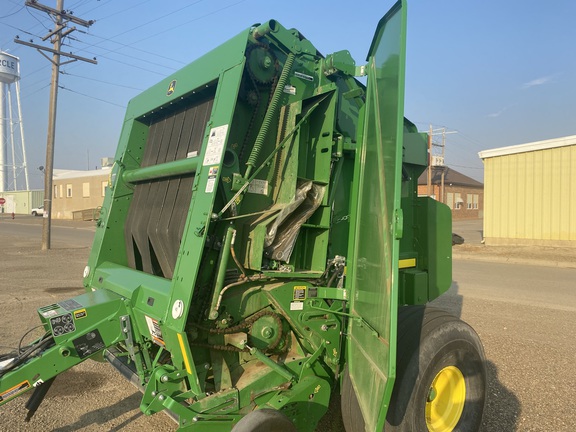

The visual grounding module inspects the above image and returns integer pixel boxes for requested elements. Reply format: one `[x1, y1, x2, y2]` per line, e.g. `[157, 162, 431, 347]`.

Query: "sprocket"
[246, 43, 277, 84]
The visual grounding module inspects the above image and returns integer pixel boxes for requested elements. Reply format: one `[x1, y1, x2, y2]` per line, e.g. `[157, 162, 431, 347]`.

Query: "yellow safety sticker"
[399, 258, 417, 269]
[0, 380, 30, 403]
[293, 286, 307, 301]
[74, 309, 87, 320]
[177, 333, 192, 375]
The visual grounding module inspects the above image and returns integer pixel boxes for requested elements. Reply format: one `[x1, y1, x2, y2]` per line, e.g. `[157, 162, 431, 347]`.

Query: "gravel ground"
[0, 227, 177, 432]
[1, 216, 574, 431]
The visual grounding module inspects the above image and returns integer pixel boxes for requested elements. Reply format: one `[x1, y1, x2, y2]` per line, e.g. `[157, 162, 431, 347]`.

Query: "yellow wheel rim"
[425, 366, 466, 432]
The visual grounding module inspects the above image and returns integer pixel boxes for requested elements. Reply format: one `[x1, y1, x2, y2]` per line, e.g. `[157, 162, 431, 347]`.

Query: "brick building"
[51, 168, 110, 219]
[418, 166, 483, 220]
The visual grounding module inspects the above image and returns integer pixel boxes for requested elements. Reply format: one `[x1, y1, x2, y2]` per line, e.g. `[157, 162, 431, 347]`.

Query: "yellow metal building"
[479, 135, 576, 247]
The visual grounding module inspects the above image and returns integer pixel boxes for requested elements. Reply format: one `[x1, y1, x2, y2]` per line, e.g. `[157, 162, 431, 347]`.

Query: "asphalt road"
[433, 260, 576, 432]
[0, 216, 95, 248]
[0, 218, 575, 431]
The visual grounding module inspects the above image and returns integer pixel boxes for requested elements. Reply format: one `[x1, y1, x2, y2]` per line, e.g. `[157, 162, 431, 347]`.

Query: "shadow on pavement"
[482, 360, 520, 431]
[51, 392, 143, 432]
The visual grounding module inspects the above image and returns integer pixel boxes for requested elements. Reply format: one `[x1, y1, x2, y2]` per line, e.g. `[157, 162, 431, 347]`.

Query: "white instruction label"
[205, 177, 216, 193]
[202, 124, 229, 166]
[284, 85, 296, 95]
[247, 179, 269, 196]
[290, 301, 304, 311]
[205, 166, 219, 193]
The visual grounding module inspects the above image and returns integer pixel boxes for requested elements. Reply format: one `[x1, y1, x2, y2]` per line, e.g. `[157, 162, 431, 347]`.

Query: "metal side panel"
[347, 1, 407, 431]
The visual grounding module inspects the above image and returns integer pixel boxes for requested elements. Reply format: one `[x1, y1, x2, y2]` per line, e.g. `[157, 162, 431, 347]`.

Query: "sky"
[1, 0, 575, 189]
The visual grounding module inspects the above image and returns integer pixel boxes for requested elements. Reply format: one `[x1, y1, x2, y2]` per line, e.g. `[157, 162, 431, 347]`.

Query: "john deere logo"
[167, 80, 176, 96]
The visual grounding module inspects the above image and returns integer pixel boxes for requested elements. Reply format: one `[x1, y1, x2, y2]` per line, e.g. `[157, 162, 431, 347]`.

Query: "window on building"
[446, 192, 454, 210]
[467, 194, 473, 209]
[54, 185, 58, 198]
[59, 185, 63, 198]
[82, 182, 90, 198]
[101, 181, 107, 197]
[455, 193, 463, 210]
[473, 194, 479, 209]
[66, 184, 72, 198]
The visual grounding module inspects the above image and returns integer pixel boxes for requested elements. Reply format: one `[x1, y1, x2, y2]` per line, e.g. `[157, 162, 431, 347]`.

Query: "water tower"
[0, 51, 29, 192]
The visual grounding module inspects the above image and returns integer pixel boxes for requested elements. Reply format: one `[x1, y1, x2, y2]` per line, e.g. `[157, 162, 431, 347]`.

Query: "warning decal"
[293, 286, 307, 300]
[74, 309, 87, 320]
[247, 179, 269, 196]
[145, 315, 165, 346]
[202, 124, 229, 166]
[205, 166, 219, 193]
[0, 380, 30, 403]
[72, 329, 105, 359]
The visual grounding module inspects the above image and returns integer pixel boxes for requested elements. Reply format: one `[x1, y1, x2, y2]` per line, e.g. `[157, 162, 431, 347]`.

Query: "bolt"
[151, 391, 157, 397]
[193, 417, 199, 422]
[158, 395, 165, 401]
[321, 324, 328, 331]
[261, 326, 273, 338]
[121, 317, 127, 322]
[161, 375, 169, 383]
[204, 363, 210, 370]
[123, 328, 128, 333]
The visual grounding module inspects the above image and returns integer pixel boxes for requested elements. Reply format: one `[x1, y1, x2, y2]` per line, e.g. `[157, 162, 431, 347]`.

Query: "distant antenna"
[0, 51, 29, 192]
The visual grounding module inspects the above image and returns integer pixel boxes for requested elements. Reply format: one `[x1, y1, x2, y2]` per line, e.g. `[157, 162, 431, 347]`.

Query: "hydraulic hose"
[245, 52, 296, 179]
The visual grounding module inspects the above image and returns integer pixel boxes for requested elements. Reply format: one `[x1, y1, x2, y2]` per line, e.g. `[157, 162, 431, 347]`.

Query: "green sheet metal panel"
[347, 1, 406, 431]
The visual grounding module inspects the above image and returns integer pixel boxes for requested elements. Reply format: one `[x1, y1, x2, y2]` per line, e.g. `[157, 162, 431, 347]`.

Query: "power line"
[0, 6, 25, 19]
[75, 32, 186, 66]
[87, 0, 151, 21]
[16, 0, 96, 251]
[56, 1, 205, 67]
[60, 71, 144, 91]
[127, 0, 247, 46]
[101, 1, 204, 41]
[59, 85, 125, 108]
[62, 40, 178, 73]
[25, 8, 51, 32]
[21, 83, 51, 99]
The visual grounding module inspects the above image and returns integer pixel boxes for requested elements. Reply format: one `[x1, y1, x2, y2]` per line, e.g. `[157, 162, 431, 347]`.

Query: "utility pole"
[428, 126, 456, 202]
[439, 129, 446, 203]
[14, 0, 96, 250]
[427, 124, 432, 197]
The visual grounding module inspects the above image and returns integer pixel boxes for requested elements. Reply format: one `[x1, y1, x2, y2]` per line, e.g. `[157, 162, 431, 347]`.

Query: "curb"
[453, 253, 576, 269]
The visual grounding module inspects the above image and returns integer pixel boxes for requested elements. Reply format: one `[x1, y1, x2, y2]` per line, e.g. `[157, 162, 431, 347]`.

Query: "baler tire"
[341, 366, 364, 432]
[386, 306, 487, 432]
[340, 306, 486, 432]
[231, 408, 297, 432]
